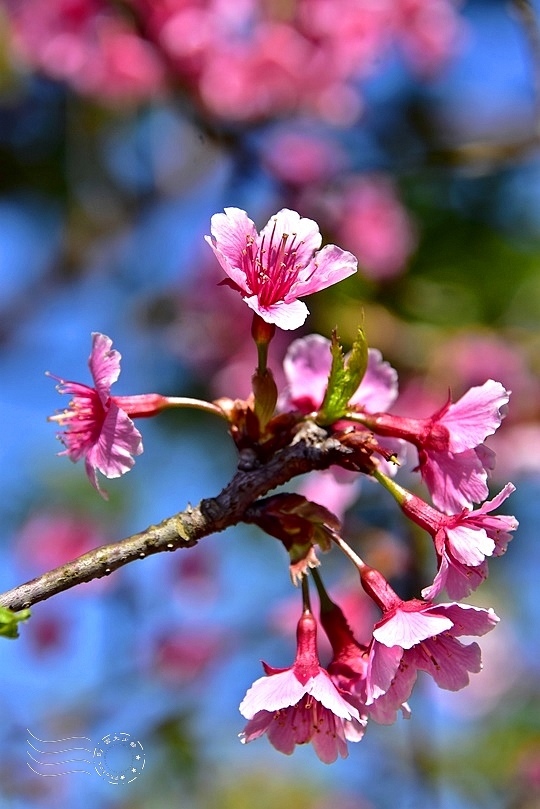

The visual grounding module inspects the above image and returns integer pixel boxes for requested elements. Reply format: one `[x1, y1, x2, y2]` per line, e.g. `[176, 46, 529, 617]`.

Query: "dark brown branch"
[0, 423, 350, 612]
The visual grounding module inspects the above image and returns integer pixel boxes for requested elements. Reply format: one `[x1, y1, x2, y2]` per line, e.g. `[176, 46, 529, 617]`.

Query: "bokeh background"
[0, 0, 540, 807]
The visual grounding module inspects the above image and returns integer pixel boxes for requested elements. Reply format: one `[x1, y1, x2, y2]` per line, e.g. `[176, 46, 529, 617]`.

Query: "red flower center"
[242, 223, 309, 306]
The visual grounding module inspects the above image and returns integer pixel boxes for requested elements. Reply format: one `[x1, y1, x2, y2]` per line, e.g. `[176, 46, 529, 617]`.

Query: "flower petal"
[86, 403, 143, 479]
[239, 669, 306, 718]
[410, 635, 482, 690]
[421, 448, 490, 512]
[89, 333, 121, 401]
[373, 608, 453, 649]
[365, 641, 403, 703]
[266, 706, 305, 755]
[441, 380, 510, 453]
[244, 295, 309, 330]
[434, 603, 499, 637]
[422, 554, 488, 601]
[290, 243, 357, 297]
[282, 334, 332, 410]
[205, 207, 257, 290]
[238, 711, 274, 745]
[445, 524, 495, 565]
[309, 672, 360, 720]
[310, 707, 348, 764]
[350, 348, 399, 412]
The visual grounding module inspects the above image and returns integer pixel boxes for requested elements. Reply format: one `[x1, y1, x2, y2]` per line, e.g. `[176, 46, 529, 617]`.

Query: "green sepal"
[317, 326, 368, 425]
[252, 367, 278, 432]
[0, 606, 31, 639]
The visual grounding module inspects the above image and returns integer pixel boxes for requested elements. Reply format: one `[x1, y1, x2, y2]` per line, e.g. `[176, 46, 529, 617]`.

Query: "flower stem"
[371, 467, 408, 505]
[301, 574, 312, 612]
[342, 410, 370, 425]
[160, 397, 229, 419]
[257, 343, 269, 375]
[251, 313, 276, 375]
[330, 534, 367, 573]
[112, 394, 228, 420]
[311, 568, 334, 613]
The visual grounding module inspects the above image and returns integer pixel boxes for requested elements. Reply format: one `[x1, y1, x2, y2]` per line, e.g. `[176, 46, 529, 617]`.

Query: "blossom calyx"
[245, 494, 340, 582]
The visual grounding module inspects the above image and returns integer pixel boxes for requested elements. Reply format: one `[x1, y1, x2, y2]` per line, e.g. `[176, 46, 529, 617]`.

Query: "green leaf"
[0, 606, 31, 639]
[317, 326, 368, 425]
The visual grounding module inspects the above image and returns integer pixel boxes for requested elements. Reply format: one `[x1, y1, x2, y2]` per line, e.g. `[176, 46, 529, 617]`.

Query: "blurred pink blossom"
[331, 177, 417, 281]
[396, 0, 466, 76]
[297, 469, 360, 523]
[6, 0, 465, 117]
[262, 128, 347, 187]
[7, 0, 165, 103]
[427, 333, 540, 481]
[429, 333, 540, 414]
[16, 511, 106, 574]
[490, 424, 540, 479]
[152, 629, 223, 683]
[281, 333, 398, 413]
[172, 547, 221, 604]
[166, 258, 290, 398]
[27, 614, 67, 655]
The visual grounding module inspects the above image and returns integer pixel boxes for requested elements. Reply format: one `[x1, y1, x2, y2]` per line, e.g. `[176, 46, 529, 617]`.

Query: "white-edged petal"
[373, 608, 453, 649]
[239, 669, 306, 718]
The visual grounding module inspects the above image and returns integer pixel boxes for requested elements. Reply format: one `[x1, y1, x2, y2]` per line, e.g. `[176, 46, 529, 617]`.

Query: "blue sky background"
[1, 1, 540, 807]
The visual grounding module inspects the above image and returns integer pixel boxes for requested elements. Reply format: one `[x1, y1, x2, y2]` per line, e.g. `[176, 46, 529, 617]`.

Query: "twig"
[0, 423, 348, 611]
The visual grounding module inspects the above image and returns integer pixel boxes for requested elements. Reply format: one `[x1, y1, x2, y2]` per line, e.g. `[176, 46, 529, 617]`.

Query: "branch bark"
[0, 423, 351, 612]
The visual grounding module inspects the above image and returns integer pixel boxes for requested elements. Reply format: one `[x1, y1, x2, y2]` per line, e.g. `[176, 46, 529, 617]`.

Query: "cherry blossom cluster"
[48, 207, 517, 763]
[6, 0, 464, 119]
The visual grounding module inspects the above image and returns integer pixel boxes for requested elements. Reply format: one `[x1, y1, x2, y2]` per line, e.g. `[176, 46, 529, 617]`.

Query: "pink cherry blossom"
[280, 334, 402, 508]
[402, 482, 518, 600]
[48, 332, 143, 496]
[281, 333, 398, 413]
[360, 566, 499, 704]
[362, 379, 510, 511]
[205, 208, 357, 330]
[239, 610, 365, 762]
[320, 597, 410, 726]
[419, 380, 510, 511]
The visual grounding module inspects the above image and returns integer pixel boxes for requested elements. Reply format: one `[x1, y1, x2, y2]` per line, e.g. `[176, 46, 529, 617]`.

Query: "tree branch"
[0, 423, 350, 612]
